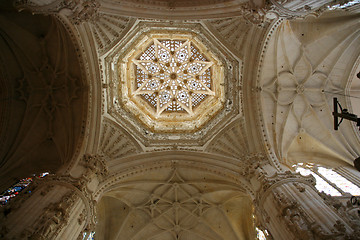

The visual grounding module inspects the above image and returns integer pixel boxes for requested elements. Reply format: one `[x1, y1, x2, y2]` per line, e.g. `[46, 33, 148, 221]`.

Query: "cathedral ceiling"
[95, 166, 254, 240]
[0, 7, 87, 191]
[258, 14, 360, 167]
[206, 119, 249, 159]
[2, 0, 360, 238]
[97, 19, 244, 150]
[3, 0, 359, 181]
[99, 118, 142, 160]
[349, 63, 360, 117]
[7, 1, 277, 160]
[204, 17, 255, 58]
[87, 12, 135, 55]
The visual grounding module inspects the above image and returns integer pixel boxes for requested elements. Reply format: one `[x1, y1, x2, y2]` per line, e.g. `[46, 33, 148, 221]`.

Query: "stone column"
[0, 154, 107, 240]
[252, 164, 360, 240]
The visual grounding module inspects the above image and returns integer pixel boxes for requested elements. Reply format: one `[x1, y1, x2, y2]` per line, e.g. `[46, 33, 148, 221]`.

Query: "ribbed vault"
[96, 166, 254, 240]
[259, 15, 360, 167]
[0, 8, 87, 192]
[2, 1, 360, 239]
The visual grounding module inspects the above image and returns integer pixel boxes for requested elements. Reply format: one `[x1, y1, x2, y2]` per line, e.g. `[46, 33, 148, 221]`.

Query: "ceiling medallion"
[119, 32, 225, 133]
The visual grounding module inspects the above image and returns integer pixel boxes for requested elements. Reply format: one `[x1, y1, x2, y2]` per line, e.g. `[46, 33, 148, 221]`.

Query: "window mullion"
[313, 169, 344, 194]
[335, 167, 360, 188]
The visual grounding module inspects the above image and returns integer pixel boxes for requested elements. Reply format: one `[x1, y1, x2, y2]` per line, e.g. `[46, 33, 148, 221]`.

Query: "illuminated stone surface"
[119, 32, 225, 133]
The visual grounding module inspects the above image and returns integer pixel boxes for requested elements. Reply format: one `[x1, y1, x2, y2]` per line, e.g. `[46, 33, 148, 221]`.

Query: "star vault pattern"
[137, 169, 212, 239]
[132, 39, 215, 116]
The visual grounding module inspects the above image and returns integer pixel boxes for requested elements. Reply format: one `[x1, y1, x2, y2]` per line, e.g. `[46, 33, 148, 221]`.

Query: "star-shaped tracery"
[132, 39, 214, 116]
[135, 169, 214, 239]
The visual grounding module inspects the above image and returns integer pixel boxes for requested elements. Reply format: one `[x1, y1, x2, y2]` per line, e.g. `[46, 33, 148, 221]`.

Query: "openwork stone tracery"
[104, 21, 241, 146]
[133, 39, 214, 116]
[120, 32, 225, 133]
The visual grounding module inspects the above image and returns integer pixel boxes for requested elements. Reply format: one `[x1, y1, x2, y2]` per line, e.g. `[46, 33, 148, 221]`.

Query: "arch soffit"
[243, 17, 285, 170]
[100, 0, 263, 20]
[94, 152, 256, 201]
[51, 14, 100, 173]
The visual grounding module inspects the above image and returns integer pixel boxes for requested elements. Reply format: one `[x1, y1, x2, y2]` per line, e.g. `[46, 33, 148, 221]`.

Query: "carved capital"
[69, 0, 100, 24]
[15, 0, 100, 24]
[240, 2, 273, 25]
[256, 170, 316, 196]
[81, 154, 108, 181]
[240, 153, 268, 180]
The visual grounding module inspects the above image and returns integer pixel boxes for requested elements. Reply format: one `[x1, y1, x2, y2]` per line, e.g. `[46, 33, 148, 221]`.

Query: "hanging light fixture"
[354, 157, 360, 172]
[332, 98, 360, 130]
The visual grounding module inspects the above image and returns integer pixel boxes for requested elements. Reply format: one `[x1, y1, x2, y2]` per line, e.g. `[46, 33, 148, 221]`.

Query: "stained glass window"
[82, 231, 95, 240]
[133, 39, 214, 116]
[256, 227, 267, 240]
[0, 172, 49, 205]
[294, 164, 360, 196]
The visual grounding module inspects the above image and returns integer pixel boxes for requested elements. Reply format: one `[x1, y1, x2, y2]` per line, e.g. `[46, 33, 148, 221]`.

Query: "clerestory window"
[294, 163, 360, 196]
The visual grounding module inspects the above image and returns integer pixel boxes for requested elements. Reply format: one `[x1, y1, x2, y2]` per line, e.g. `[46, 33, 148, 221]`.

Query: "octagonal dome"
[119, 32, 225, 132]
[104, 21, 241, 147]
